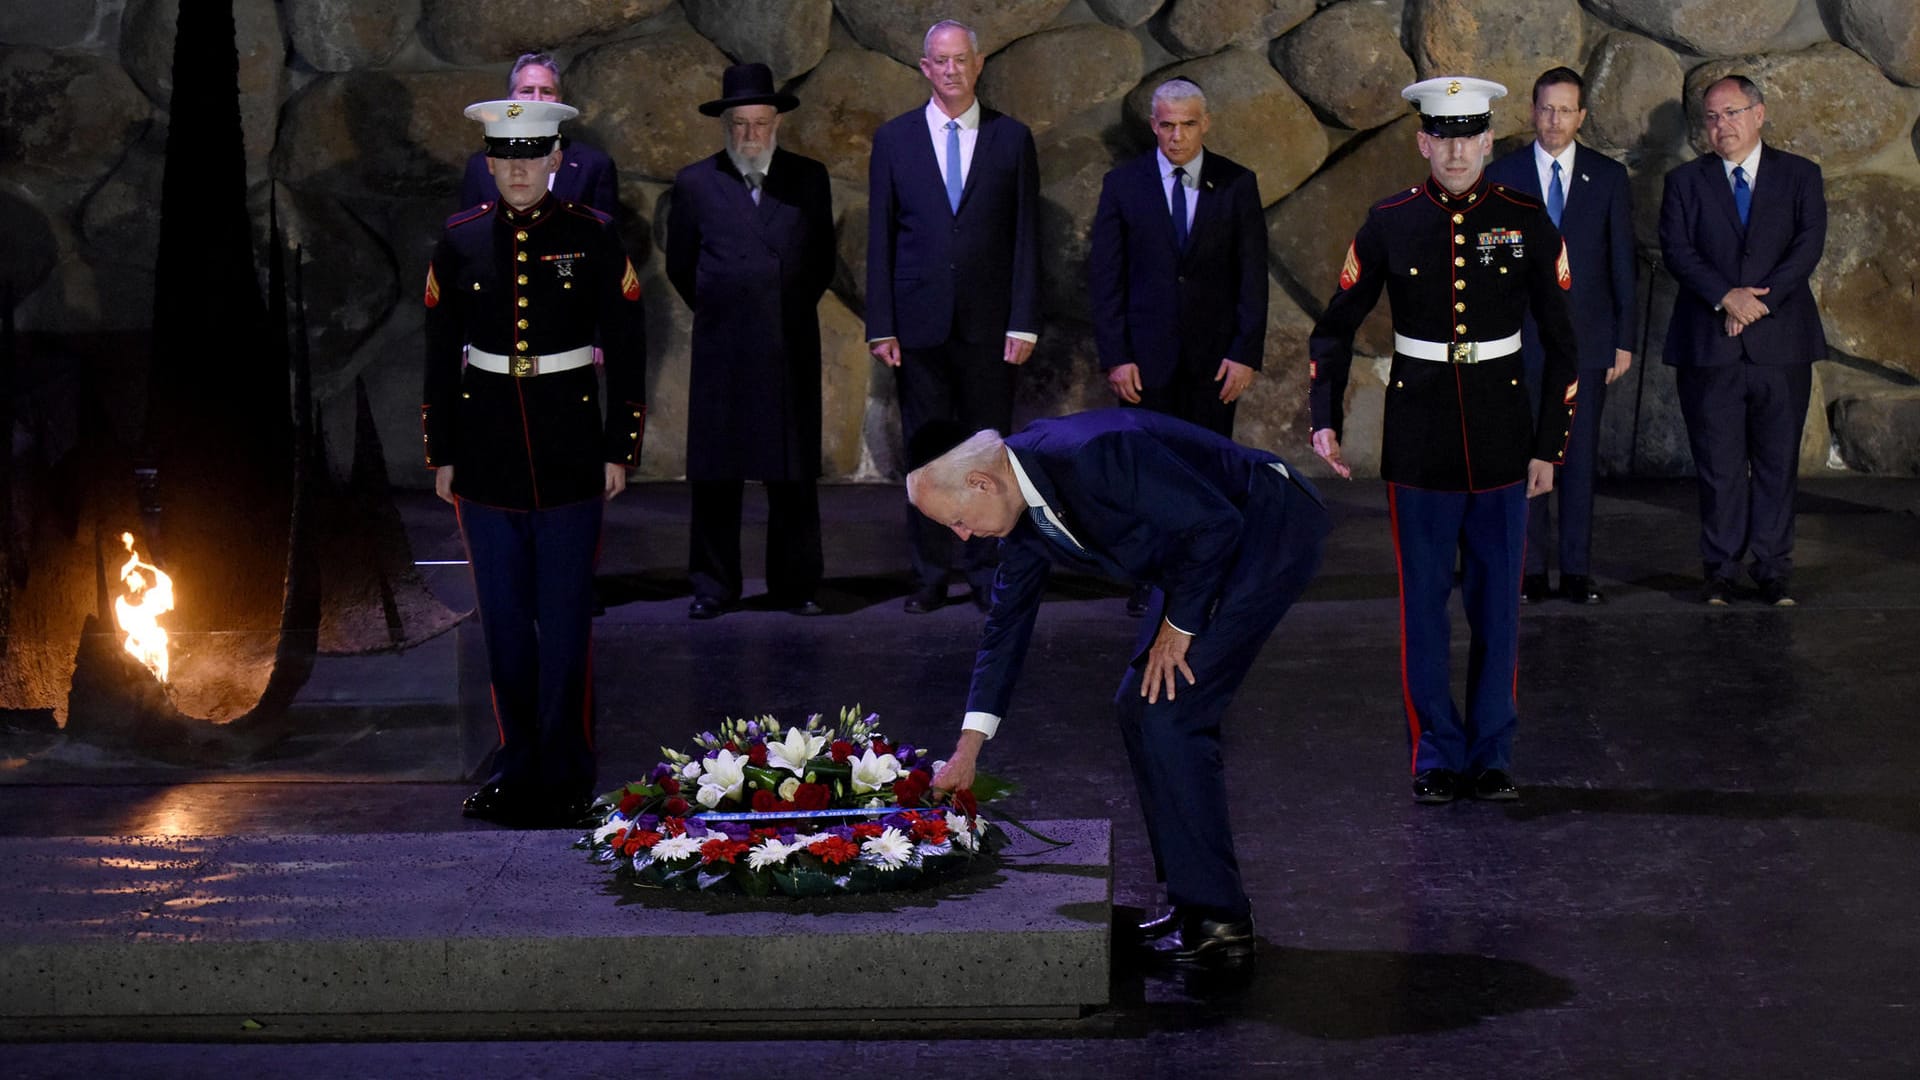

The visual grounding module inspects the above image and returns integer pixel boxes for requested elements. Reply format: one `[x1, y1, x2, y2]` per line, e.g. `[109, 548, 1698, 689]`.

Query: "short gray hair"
[1707, 74, 1764, 106]
[905, 429, 1005, 504]
[922, 19, 980, 57]
[1151, 77, 1207, 113]
[509, 52, 559, 93]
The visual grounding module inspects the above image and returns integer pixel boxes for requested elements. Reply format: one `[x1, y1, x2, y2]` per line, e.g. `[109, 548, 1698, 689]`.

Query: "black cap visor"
[484, 136, 559, 160]
[1419, 112, 1492, 138]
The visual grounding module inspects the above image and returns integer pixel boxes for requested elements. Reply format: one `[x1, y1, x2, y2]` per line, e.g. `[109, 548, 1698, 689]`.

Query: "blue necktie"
[944, 120, 962, 213]
[1028, 507, 1083, 554]
[1732, 165, 1751, 229]
[1171, 166, 1189, 250]
[1546, 159, 1564, 228]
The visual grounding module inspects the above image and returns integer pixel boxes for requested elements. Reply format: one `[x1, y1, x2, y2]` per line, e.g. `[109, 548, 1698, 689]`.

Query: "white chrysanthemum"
[945, 811, 979, 851]
[777, 777, 800, 801]
[849, 747, 902, 794]
[765, 726, 827, 774]
[680, 760, 704, 781]
[747, 839, 794, 871]
[861, 826, 914, 871]
[593, 818, 627, 845]
[649, 834, 701, 861]
[696, 749, 747, 807]
[791, 832, 829, 849]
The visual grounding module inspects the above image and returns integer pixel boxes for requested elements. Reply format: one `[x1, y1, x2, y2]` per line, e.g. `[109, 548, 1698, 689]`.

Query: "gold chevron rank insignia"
[423, 262, 440, 307]
[1338, 241, 1361, 290]
[621, 258, 641, 301]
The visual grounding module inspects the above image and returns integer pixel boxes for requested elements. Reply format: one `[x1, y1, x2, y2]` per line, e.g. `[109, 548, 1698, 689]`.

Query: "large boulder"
[285, 0, 419, 72]
[273, 70, 499, 198]
[1829, 390, 1920, 476]
[1271, 1, 1418, 132]
[119, 0, 286, 187]
[1265, 115, 1428, 358]
[1036, 134, 1119, 322]
[832, 0, 1073, 67]
[0, 2, 99, 47]
[1229, 282, 1320, 464]
[1087, 0, 1164, 28]
[1812, 174, 1920, 380]
[778, 43, 927, 183]
[833, 188, 868, 314]
[420, 0, 675, 66]
[1407, 0, 1583, 138]
[978, 24, 1142, 138]
[0, 47, 152, 185]
[684, 0, 832, 82]
[260, 186, 401, 382]
[1013, 320, 1111, 430]
[637, 267, 692, 478]
[1582, 0, 1799, 58]
[1125, 51, 1328, 207]
[1581, 31, 1687, 159]
[566, 29, 734, 184]
[1152, 0, 1314, 60]
[818, 292, 874, 476]
[1825, 0, 1920, 87]
[77, 127, 167, 275]
[1684, 44, 1914, 172]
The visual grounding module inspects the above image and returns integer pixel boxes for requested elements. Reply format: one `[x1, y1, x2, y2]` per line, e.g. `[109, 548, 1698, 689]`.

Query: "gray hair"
[922, 19, 980, 57]
[508, 52, 560, 93]
[1151, 77, 1207, 113]
[1707, 74, 1764, 106]
[905, 429, 1005, 504]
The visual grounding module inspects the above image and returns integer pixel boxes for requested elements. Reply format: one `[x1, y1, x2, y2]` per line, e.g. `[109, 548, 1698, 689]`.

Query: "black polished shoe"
[461, 782, 521, 822]
[1125, 584, 1153, 618]
[1560, 574, 1604, 604]
[1757, 579, 1796, 607]
[1520, 573, 1551, 604]
[1153, 915, 1257, 968]
[688, 597, 727, 620]
[1412, 768, 1460, 804]
[1703, 578, 1734, 606]
[1136, 907, 1184, 942]
[1470, 768, 1519, 801]
[903, 588, 945, 614]
[787, 599, 825, 617]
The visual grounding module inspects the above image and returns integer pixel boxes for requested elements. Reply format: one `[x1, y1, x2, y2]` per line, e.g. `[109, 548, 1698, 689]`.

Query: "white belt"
[467, 345, 594, 377]
[1394, 332, 1521, 364]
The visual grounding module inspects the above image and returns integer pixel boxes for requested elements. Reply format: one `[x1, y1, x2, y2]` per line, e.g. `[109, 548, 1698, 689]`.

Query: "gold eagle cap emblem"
[506, 103, 524, 118]
[1447, 80, 1462, 95]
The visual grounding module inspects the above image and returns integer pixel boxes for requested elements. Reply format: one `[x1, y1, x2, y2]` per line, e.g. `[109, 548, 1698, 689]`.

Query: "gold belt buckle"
[511, 354, 538, 377]
[1450, 341, 1477, 364]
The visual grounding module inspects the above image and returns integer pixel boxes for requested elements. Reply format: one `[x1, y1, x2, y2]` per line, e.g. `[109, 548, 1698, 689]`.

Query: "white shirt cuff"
[961, 711, 1001, 739]
[1163, 616, 1195, 637]
[1006, 331, 1038, 344]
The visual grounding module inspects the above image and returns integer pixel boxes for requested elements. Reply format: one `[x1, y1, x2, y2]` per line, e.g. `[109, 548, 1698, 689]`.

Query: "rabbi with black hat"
[423, 98, 647, 826]
[665, 63, 836, 619]
[1307, 76, 1580, 806]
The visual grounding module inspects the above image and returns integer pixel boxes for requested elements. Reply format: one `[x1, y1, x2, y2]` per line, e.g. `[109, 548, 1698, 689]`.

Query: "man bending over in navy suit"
[909, 409, 1329, 970]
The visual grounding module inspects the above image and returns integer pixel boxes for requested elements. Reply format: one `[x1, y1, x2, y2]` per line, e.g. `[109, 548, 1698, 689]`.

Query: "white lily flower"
[945, 811, 979, 851]
[592, 819, 627, 845]
[681, 760, 704, 782]
[765, 726, 827, 774]
[849, 747, 902, 794]
[747, 838, 794, 871]
[861, 826, 914, 870]
[649, 834, 701, 861]
[777, 777, 800, 801]
[697, 749, 747, 806]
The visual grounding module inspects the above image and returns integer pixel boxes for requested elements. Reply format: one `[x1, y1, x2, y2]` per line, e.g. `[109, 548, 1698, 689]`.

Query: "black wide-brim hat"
[698, 62, 799, 117]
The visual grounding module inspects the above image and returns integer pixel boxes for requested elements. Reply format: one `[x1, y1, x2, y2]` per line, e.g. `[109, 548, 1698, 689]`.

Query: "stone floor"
[4, 476, 1919, 1077]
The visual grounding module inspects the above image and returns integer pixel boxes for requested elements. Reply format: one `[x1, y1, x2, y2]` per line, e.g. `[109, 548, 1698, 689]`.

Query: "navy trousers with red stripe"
[1388, 481, 1527, 775]
[458, 495, 603, 802]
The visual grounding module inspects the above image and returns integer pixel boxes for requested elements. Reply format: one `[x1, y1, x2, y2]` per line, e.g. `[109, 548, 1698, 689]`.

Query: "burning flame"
[114, 532, 174, 683]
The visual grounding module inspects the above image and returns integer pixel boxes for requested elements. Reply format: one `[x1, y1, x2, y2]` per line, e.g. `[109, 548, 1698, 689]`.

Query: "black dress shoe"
[1560, 574, 1604, 604]
[1703, 578, 1734, 606]
[1136, 907, 1184, 942]
[1470, 768, 1519, 801]
[787, 599, 825, 616]
[1412, 768, 1460, 804]
[688, 597, 726, 620]
[903, 588, 945, 614]
[461, 782, 521, 822]
[1125, 584, 1153, 618]
[1152, 915, 1257, 968]
[1757, 579, 1796, 607]
[1520, 573, 1550, 604]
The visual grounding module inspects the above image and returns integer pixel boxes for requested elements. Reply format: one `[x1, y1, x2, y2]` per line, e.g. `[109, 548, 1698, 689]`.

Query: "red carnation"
[700, 837, 751, 865]
[793, 783, 832, 811]
[809, 835, 860, 865]
[830, 740, 854, 763]
[750, 827, 780, 841]
[851, 822, 884, 839]
[774, 800, 798, 812]
[723, 741, 739, 753]
[870, 737, 892, 756]
[660, 777, 681, 795]
[617, 792, 643, 815]
[910, 815, 951, 844]
[751, 789, 778, 813]
[747, 743, 769, 766]
[952, 789, 979, 817]
[892, 770, 931, 807]
[663, 797, 690, 817]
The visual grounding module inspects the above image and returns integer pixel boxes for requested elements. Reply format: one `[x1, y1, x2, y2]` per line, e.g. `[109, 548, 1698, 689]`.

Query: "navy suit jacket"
[1659, 145, 1826, 368]
[461, 139, 619, 215]
[865, 105, 1041, 349]
[1088, 150, 1267, 388]
[965, 409, 1316, 717]
[1487, 142, 1638, 374]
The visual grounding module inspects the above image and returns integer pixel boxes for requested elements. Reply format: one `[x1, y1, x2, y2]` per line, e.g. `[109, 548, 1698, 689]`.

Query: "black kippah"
[907, 419, 976, 469]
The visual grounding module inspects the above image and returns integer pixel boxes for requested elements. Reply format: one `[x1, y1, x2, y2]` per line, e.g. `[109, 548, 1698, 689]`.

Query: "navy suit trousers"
[1675, 361, 1811, 585]
[1526, 368, 1609, 576]
[1113, 467, 1329, 919]
[457, 496, 603, 801]
[898, 339, 1017, 595]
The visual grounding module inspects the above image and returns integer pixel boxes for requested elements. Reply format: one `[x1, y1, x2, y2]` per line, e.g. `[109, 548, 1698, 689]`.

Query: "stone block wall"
[5, 0, 1919, 483]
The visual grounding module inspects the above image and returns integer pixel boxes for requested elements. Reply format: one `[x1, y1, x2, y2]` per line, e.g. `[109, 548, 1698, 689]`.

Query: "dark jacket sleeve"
[1228, 168, 1268, 369]
[1755, 158, 1826, 300]
[799, 159, 837, 302]
[864, 125, 898, 341]
[964, 535, 1051, 718]
[1308, 210, 1389, 437]
[460, 153, 492, 210]
[1528, 213, 1580, 464]
[1085, 433, 1246, 635]
[596, 222, 648, 467]
[1005, 126, 1042, 336]
[1087, 170, 1130, 371]
[1659, 164, 1735, 311]
[1607, 167, 1639, 352]
[588, 153, 619, 217]
[421, 235, 464, 470]
[664, 170, 699, 309]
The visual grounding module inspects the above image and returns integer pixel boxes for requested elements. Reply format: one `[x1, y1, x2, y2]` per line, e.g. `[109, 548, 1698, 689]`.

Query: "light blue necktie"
[1732, 165, 1751, 230]
[1171, 166, 1190, 250]
[1028, 507, 1083, 555]
[944, 120, 962, 213]
[1546, 159, 1565, 228]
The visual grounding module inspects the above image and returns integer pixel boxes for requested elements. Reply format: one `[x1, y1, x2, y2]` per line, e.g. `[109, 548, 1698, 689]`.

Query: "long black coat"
[666, 147, 835, 481]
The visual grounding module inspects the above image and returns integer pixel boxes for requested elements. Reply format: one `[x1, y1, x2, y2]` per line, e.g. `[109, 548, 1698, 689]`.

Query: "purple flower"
[827, 824, 855, 841]
[746, 721, 761, 739]
[636, 813, 660, 830]
[650, 762, 673, 781]
[881, 811, 913, 831]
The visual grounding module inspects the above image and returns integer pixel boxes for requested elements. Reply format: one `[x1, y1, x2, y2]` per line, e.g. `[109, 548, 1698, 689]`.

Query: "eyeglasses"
[1702, 104, 1757, 125]
[1533, 105, 1582, 119]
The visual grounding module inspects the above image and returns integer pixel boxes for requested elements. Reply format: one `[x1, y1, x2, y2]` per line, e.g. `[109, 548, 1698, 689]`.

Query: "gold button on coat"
[515, 230, 528, 241]
[1454, 256, 1465, 266]
[517, 318, 529, 329]
[517, 252, 528, 262]
[516, 340, 529, 351]
[517, 274, 528, 285]
[1455, 279, 1466, 289]
[517, 297, 528, 307]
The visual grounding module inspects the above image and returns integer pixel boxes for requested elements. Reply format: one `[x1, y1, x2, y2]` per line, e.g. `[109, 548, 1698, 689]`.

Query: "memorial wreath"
[579, 707, 1008, 897]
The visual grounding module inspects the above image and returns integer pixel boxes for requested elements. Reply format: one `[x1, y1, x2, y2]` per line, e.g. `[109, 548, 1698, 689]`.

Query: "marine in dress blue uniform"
[423, 99, 647, 825]
[1308, 77, 1580, 804]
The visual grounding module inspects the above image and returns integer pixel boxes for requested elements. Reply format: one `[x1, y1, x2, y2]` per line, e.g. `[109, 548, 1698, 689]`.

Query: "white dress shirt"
[1159, 147, 1204, 235]
[1532, 141, 1577, 209]
[1722, 143, 1761, 190]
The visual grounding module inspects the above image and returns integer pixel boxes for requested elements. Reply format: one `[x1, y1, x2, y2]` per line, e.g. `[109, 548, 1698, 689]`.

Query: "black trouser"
[689, 479, 823, 606]
[1675, 361, 1812, 586]
[1131, 367, 1235, 438]
[897, 338, 1016, 595]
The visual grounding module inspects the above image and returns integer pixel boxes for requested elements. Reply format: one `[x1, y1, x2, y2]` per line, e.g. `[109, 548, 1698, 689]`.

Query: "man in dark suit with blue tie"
[1659, 75, 1827, 607]
[1487, 67, 1638, 605]
[459, 53, 619, 215]
[867, 20, 1041, 615]
[908, 410, 1330, 969]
